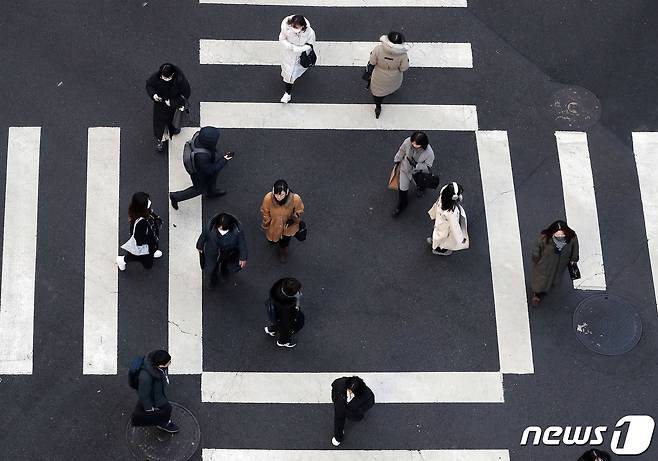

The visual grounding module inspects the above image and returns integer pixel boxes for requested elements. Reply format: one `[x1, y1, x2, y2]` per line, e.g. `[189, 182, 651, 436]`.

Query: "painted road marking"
[203, 450, 510, 461]
[0, 127, 41, 374]
[201, 103, 478, 132]
[555, 131, 606, 291]
[476, 131, 534, 375]
[200, 0, 467, 6]
[200, 40, 473, 69]
[83, 128, 121, 375]
[201, 372, 504, 403]
[168, 127, 204, 374]
[633, 132, 658, 313]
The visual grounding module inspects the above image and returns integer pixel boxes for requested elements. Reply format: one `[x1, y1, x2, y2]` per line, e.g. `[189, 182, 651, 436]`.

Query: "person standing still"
[392, 131, 435, 216]
[279, 14, 316, 103]
[130, 350, 179, 433]
[196, 213, 248, 289]
[117, 192, 162, 271]
[427, 182, 469, 256]
[146, 63, 191, 153]
[264, 277, 303, 348]
[331, 376, 375, 446]
[261, 179, 305, 263]
[368, 31, 410, 119]
[531, 220, 579, 306]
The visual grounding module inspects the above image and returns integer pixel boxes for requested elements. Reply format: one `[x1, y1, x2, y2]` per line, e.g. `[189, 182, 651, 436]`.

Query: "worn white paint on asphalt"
[168, 127, 204, 374]
[200, 0, 467, 6]
[200, 40, 473, 69]
[476, 131, 534, 375]
[632, 132, 658, 314]
[201, 372, 504, 403]
[0, 127, 41, 374]
[555, 131, 606, 291]
[201, 103, 479, 132]
[83, 128, 121, 374]
[203, 450, 510, 461]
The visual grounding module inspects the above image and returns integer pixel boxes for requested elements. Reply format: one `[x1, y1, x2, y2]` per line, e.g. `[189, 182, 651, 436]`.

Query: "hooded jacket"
[368, 35, 411, 97]
[137, 350, 170, 410]
[196, 213, 248, 269]
[279, 16, 316, 84]
[145, 64, 191, 109]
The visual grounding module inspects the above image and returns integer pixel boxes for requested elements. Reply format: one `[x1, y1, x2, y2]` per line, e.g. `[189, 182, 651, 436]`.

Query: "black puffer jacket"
[145, 64, 191, 108]
[137, 350, 170, 410]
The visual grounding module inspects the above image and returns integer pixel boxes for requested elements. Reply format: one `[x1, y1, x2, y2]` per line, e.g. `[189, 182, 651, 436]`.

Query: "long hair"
[410, 131, 429, 149]
[287, 15, 307, 30]
[128, 192, 150, 221]
[273, 179, 290, 196]
[440, 182, 462, 211]
[541, 220, 576, 243]
[159, 63, 175, 78]
[346, 376, 366, 396]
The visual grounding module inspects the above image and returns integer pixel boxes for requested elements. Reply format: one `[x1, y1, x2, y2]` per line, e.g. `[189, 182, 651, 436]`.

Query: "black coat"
[331, 377, 375, 440]
[269, 278, 300, 336]
[145, 65, 191, 116]
[137, 350, 170, 410]
[128, 216, 159, 254]
[196, 213, 248, 272]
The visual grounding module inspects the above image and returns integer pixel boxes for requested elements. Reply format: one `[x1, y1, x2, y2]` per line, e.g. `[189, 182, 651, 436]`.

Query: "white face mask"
[161, 75, 173, 81]
[218, 228, 229, 236]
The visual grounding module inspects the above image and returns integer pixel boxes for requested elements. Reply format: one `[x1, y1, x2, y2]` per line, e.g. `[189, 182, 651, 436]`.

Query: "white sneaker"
[116, 256, 126, 271]
[331, 437, 341, 447]
[153, 250, 163, 259]
[280, 92, 291, 103]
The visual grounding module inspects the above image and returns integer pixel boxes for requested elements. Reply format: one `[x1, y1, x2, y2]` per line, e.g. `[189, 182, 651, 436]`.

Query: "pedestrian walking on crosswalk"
[130, 349, 180, 433]
[530, 220, 579, 306]
[331, 376, 375, 447]
[392, 131, 435, 216]
[264, 277, 304, 348]
[260, 179, 305, 263]
[279, 14, 316, 103]
[197, 212, 248, 288]
[146, 63, 191, 153]
[117, 192, 162, 271]
[427, 182, 469, 256]
[169, 127, 233, 210]
[368, 32, 410, 119]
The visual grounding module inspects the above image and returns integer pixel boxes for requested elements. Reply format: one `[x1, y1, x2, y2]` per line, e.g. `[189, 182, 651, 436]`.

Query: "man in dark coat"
[264, 277, 303, 348]
[331, 376, 375, 446]
[196, 213, 247, 288]
[130, 349, 179, 433]
[146, 63, 191, 152]
[169, 126, 233, 210]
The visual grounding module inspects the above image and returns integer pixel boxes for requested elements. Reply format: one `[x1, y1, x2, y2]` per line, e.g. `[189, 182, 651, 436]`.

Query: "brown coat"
[368, 36, 410, 98]
[261, 192, 304, 242]
[531, 234, 579, 293]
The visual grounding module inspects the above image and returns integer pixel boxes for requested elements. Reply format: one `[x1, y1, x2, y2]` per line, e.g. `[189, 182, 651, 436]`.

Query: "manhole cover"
[573, 294, 642, 355]
[550, 86, 602, 130]
[126, 402, 200, 461]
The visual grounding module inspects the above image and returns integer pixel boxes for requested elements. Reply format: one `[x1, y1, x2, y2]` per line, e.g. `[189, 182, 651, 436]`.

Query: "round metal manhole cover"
[126, 402, 200, 461]
[550, 86, 602, 130]
[573, 294, 642, 355]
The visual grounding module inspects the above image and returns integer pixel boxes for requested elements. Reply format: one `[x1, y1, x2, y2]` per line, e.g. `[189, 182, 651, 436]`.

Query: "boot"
[279, 246, 289, 263]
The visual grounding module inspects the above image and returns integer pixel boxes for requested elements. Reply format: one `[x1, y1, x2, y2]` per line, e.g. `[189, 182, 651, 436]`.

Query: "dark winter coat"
[145, 65, 191, 109]
[531, 234, 579, 293]
[196, 213, 248, 272]
[191, 128, 227, 183]
[137, 350, 170, 410]
[331, 377, 375, 440]
[269, 278, 300, 337]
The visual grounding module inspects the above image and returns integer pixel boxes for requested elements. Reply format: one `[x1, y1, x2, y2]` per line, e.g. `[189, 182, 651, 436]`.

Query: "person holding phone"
[196, 213, 248, 288]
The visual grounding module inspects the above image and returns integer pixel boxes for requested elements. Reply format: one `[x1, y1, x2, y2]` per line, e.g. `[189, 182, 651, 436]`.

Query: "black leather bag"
[294, 221, 307, 241]
[299, 45, 317, 68]
[413, 171, 441, 189]
[568, 262, 581, 280]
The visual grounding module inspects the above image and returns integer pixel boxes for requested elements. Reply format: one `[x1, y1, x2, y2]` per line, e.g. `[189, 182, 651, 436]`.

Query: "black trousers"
[124, 252, 154, 269]
[284, 82, 294, 94]
[131, 402, 172, 427]
[396, 189, 408, 211]
[333, 407, 365, 441]
[170, 173, 221, 203]
[153, 104, 177, 140]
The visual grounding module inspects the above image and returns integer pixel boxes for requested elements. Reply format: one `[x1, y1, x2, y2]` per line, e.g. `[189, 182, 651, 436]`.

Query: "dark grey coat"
[137, 350, 170, 410]
[531, 234, 579, 293]
[196, 213, 248, 273]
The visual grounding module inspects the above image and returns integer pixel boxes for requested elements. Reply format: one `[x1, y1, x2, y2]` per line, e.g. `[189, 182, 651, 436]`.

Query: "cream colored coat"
[428, 193, 469, 251]
[279, 16, 316, 84]
[368, 35, 411, 97]
[261, 192, 304, 242]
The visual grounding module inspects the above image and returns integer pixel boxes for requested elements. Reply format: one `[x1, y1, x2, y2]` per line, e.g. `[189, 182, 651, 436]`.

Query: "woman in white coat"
[279, 15, 316, 103]
[427, 182, 469, 256]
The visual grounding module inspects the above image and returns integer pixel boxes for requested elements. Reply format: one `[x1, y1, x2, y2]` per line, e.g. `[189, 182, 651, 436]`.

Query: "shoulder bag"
[120, 217, 150, 256]
[300, 44, 317, 68]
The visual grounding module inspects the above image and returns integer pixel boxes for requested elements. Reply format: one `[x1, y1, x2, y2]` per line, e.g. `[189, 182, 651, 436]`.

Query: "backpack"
[182, 132, 211, 175]
[128, 355, 145, 390]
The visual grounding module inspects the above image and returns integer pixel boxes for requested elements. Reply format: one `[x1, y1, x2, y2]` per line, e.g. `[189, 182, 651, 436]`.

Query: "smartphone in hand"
[224, 151, 235, 160]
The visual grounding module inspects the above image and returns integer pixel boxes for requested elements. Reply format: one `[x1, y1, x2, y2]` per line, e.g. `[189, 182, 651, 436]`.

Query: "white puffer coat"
[279, 15, 316, 84]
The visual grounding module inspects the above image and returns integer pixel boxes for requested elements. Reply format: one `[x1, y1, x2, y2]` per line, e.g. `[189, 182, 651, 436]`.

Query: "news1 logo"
[520, 415, 655, 455]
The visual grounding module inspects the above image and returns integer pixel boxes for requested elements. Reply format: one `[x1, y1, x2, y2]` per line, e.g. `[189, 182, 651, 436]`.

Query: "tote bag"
[388, 163, 401, 190]
[120, 217, 150, 256]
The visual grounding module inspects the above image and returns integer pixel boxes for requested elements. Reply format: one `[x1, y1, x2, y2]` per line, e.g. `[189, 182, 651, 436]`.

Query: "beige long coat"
[428, 194, 469, 252]
[368, 36, 411, 97]
[261, 192, 304, 242]
[531, 235, 579, 293]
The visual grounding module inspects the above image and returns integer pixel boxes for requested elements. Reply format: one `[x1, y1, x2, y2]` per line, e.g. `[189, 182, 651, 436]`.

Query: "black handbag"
[568, 262, 581, 280]
[413, 170, 441, 189]
[294, 221, 307, 241]
[299, 45, 317, 68]
[172, 98, 190, 130]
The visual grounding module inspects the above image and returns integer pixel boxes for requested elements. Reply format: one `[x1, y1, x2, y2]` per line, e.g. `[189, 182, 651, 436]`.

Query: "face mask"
[147, 199, 152, 209]
[161, 75, 173, 81]
[218, 228, 229, 236]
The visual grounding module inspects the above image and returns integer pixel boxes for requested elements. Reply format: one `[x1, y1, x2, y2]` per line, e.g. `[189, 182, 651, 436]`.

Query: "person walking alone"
[331, 376, 375, 446]
[261, 179, 305, 263]
[169, 127, 234, 210]
[146, 63, 191, 153]
[427, 182, 469, 256]
[531, 220, 579, 306]
[130, 349, 179, 433]
[117, 192, 162, 271]
[197, 213, 248, 288]
[392, 131, 435, 216]
[367, 31, 410, 119]
[279, 14, 316, 103]
[264, 277, 303, 348]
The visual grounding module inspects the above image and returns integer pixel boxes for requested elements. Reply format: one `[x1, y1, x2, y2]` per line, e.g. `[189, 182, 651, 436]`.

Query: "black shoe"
[207, 189, 227, 198]
[155, 139, 164, 153]
[392, 207, 403, 217]
[375, 105, 381, 119]
[169, 194, 179, 210]
[157, 421, 180, 433]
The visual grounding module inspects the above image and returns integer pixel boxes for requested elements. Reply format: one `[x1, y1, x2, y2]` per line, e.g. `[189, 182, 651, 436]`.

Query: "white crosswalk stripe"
[555, 131, 606, 291]
[203, 449, 510, 461]
[83, 127, 121, 375]
[200, 0, 467, 6]
[200, 40, 473, 68]
[0, 127, 41, 374]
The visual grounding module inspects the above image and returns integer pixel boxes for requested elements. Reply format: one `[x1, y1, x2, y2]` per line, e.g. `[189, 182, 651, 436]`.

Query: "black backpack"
[128, 356, 145, 390]
[182, 132, 211, 175]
